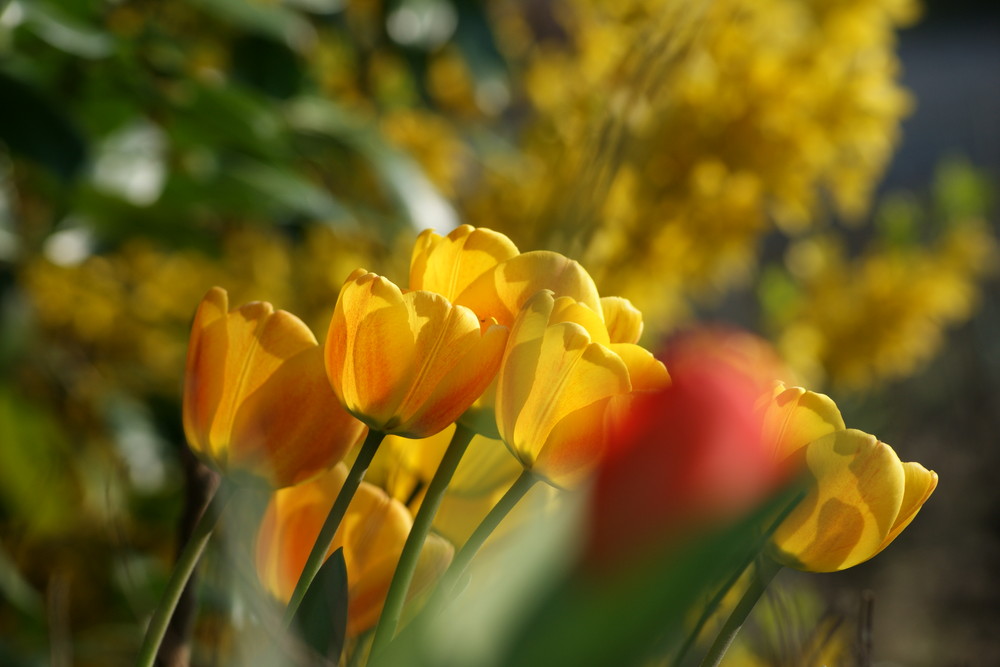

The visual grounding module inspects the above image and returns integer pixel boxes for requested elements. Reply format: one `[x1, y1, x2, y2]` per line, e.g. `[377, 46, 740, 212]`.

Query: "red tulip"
[586, 330, 792, 571]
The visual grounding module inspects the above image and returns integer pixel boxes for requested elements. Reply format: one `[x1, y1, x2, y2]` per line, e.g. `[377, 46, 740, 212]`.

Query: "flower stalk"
[370, 423, 477, 655]
[283, 429, 386, 626]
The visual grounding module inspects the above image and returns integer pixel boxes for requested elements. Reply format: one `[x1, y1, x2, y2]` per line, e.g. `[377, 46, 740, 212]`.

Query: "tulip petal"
[601, 296, 644, 344]
[409, 225, 519, 300]
[533, 397, 615, 487]
[230, 346, 367, 486]
[327, 271, 416, 428]
[551, 297, 609, 345]
[610, 343, 671, 393]
[875, 461, 938, 554]
[507, 322, 630, 470]
[455, 251, 602, 327]
[761, 384, 846, 461]
[772, 429, 905, 572]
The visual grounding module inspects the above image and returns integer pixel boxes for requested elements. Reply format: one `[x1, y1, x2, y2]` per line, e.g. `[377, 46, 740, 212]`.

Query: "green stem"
[672, 487, 807, 666]
[136, 481, 233, 667]
[369, 423, 477, 655]
[283, 429, 386, 626]
[697, 558, 781, 667]
[438, 468, 537, 600]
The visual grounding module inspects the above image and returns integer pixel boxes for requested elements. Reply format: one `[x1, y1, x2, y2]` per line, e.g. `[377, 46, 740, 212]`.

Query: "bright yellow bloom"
[325, 269, 508, 438]
[495, 290, 669, 487]
[409, 225, 519, 302]
[761, 384, 938, 572]
[255, 463, 453, 637]
[183, 287, 366, 487]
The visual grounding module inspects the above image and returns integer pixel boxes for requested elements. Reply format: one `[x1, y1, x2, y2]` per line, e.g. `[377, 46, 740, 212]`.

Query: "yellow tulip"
[495, 290, 669, 487]
[761, 384, 938, 572]
[325, 269, 508, 438]
[183, 287, 366, 487]
[453, 250, 603, 328]
[255, 464, 453, 637]
[409, 225, 519, 302]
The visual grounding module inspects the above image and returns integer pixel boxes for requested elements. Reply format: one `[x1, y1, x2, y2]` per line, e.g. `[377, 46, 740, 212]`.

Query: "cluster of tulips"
[143, 225, 938, 666]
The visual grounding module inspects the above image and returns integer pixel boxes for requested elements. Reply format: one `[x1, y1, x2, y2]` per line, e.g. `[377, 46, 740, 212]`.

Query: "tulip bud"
[183, 287, 366, 488]
[325, 269, 508, 438]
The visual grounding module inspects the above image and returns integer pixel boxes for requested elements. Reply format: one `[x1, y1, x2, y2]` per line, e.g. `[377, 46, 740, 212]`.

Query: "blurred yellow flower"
[182, 287, 366, 487]
[325, 269, 508, 438]
[495, 290, 669, 487]
[255, 463, 453, 637]
[761, 384, 938, 571]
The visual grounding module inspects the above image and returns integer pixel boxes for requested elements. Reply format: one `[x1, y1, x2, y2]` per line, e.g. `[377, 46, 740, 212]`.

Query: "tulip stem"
[370, 423, 477, 656]
[697, 557, 781, 667]
[136, 480, 233, 667]
[671, 488, 805, 667]
[438, 468, 538, 600]
[283, 429, 386, 626]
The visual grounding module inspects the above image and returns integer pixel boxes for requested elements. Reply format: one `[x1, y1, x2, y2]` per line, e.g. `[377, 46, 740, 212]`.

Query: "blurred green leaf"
[296, 547, 348, 662]
[0, 387, 78, 535]
[0, 70, 87, 182]
[20, 0, 113, 59]
[286, 97, 457, 232]
[229, 158, 355, 224]
[933, 158, 993, 223]
[499, 491, 799, 667]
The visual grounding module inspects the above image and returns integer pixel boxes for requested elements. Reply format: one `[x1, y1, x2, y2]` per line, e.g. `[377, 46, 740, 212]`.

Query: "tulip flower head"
[255, 464, 453, 637]
[325, 269, 508, 438]
[183, 287, 366, 487]
[495, 290, 668, 488]
[761, 384, 938, 572]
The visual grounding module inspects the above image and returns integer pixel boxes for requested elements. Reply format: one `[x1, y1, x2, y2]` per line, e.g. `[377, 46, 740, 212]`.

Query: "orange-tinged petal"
[601, 296, 644, 344]
[875, 461, 938, 554]
[610, 343, 671, 393]
[760, 384, 846, 461]
[772, 429, 906, 572]
[229, 346, 366, 486]
[533, 397, 615, 487]
[455, 250, 602, 327]
[327, 270, 416, 428]
[409, 225, 519, 301]
[400, 321, 508, 438]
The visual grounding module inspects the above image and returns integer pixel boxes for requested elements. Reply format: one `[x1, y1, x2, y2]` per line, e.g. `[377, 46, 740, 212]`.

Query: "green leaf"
[285, 97, 457, 232]
[295, 547, 349, 663]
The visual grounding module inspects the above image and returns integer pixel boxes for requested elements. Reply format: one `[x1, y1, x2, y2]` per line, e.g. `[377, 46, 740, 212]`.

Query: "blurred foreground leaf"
[296, 547, 348, 663]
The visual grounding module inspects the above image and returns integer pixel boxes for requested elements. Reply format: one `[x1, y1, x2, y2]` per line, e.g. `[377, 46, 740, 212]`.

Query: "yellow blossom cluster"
[461, 0, 918, 324]
[765, 218, 996, 388]
[21, 227, 385, 397]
